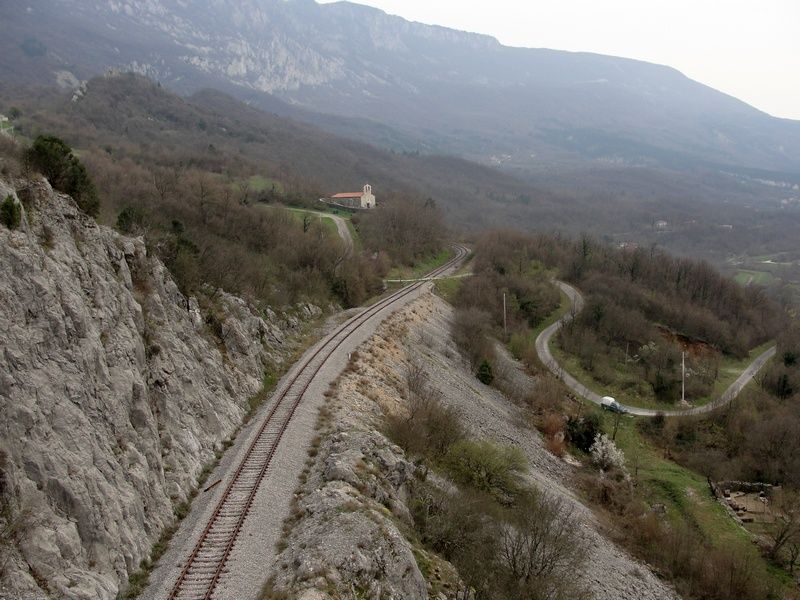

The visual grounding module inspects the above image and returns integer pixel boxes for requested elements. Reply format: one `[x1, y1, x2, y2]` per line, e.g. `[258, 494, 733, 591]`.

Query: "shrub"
[443, 439, 526, 502]
[0, 195, 21, 230]
[546, 436, 566, 457]
[542, 413, 564, 438]
[452, 307, 495, 369]
[565, 413, 601, 453]
[409, 483, 589, 599]
[497, 492, 590, 599]
[116, 206, 148, 235]
[409, 482, 493, 561]
[476, 359, 494, 385]
[24, 135, 99, 216]
[386, 389, 465, 460]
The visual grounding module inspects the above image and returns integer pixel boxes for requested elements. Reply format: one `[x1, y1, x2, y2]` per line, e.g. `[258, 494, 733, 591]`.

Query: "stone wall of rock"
[0, 177, 318, 599]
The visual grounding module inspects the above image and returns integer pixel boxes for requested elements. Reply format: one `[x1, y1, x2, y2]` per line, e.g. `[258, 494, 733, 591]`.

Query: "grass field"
[432, 254, 475, 302]
[433, 276, 463, 303]
[692, 340, 775, 406]
[245, 175, 283, 193]
[735, 269, 777, 286]
[552, 341, 668, 409]
[283, 207, 339, 236]
[605, 414, 791, 591]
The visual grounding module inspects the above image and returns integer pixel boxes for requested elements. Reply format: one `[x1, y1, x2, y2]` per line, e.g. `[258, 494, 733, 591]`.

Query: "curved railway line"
[167, 245, 469, 600]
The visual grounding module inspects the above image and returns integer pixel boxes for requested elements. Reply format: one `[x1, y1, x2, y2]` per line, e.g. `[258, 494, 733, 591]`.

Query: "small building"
[328, 184, 376, 209]
[0, 115, 13, 137]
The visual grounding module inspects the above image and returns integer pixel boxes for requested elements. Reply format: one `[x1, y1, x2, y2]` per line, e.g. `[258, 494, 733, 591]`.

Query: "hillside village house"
[328, 184, 376, 209]
[0, 114, 12, 137]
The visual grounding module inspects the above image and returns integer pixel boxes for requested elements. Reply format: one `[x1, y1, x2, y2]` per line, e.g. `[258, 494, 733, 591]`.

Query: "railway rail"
[167, 244, 468, 600]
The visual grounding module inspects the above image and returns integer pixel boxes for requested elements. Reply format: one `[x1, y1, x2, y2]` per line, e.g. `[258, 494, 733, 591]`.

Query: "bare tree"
[498, 492, 590, 599]
[237, 180, 250, 206]
[768, 488, 800, 562]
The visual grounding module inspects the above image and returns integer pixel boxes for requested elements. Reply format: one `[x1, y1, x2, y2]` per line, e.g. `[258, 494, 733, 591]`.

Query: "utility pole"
[681, 351, 686, 403]
[503, 292, 507, 337]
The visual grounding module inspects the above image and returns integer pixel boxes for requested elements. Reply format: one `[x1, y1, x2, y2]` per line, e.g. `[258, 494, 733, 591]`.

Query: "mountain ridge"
[2, 0, 799, 176]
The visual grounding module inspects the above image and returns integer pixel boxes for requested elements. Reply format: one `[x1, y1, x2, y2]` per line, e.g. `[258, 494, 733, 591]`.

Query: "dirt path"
[319, 211, 353, 255]
[536, 281, 776, 417]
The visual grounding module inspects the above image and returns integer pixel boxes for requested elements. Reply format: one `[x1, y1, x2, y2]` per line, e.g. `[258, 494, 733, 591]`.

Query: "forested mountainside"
[2, 73, 799, 267]
[3, 0, 800, 176]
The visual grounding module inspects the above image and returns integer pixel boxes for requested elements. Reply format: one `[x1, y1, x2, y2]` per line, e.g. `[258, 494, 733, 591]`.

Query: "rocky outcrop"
[0, 177, 318, 599]
[269, 430, 428, 599]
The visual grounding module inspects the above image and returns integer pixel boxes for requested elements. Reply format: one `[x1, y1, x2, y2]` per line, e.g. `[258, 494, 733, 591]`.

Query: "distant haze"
[320, 0, 800, 121]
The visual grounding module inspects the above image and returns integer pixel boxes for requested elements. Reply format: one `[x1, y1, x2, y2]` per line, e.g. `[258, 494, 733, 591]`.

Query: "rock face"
[270, 430, 428, 599]
[0, 177, 317, 599]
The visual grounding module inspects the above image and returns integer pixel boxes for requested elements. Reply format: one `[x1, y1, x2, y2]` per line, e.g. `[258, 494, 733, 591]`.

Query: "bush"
[386, 379, 465, 460]
[0, 195, 20, 230]
[24, 135, 99, 216]
[476, 359, 495, 385]
[409, 482, 494, 561]
[116, 206, 148, 235]
[565, 413, 601, 453]
[497, 492, 590, 599]
[452, 307, 495, 369]
[443, 440, 526, 502]
[410, 481, 589, 600]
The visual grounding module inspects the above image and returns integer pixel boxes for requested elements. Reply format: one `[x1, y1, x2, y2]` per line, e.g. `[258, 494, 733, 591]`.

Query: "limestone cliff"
[0, 177, 319, 599]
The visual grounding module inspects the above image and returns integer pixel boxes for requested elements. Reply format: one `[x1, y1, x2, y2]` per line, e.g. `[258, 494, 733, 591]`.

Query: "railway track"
[167, 244, 468, 600]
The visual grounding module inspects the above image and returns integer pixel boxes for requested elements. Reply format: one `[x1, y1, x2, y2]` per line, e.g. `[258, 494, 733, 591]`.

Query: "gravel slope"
[411, 295, 679, 600]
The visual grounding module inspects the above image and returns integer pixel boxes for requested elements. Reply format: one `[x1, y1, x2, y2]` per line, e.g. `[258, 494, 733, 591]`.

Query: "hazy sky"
[320, 0, 800, 120]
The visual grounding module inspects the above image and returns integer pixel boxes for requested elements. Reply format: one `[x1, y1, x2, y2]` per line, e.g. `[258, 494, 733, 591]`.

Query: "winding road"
[261, 205, 354, 255]
[321, 211, 354, 255]
[535, 281, 777, 417]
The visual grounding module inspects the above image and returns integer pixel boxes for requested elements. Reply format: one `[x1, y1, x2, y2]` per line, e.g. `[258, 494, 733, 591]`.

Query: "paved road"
[322, 211, 354, 255]
[536, 281, 776, 417]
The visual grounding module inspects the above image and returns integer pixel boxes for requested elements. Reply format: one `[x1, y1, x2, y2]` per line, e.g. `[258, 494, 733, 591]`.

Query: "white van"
[600, 396, 625, 413]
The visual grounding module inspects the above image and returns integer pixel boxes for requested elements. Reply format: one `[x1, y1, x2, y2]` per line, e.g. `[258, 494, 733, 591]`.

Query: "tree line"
[0, 75, 448, 311]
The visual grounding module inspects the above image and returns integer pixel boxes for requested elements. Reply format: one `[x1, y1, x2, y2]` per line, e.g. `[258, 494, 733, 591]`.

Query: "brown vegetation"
[449, 231, 561, 380]
[0, 74, 447, 309]
[384, 364, 588, 599]
[444, 231, 797, 598]
[645, 325, 800, 488]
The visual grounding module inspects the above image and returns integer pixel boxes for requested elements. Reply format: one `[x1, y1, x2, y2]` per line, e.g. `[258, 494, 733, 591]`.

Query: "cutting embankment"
[266, 292, 678, 599]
